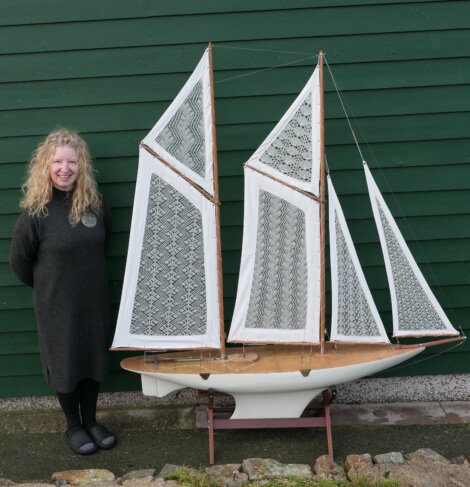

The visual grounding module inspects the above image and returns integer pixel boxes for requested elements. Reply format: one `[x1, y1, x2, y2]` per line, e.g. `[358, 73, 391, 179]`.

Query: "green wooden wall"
[1, 0, 469, 397]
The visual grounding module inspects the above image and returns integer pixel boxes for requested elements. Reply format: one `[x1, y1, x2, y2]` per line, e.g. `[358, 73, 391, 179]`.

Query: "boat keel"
[230, 388, 324, 419]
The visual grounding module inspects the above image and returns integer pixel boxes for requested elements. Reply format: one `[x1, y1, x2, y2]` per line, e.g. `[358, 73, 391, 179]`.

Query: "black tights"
[56, 379, 100, 431]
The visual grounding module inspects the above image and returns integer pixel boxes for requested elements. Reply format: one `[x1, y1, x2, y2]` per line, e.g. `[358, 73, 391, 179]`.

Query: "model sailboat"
[112, 45, 464, 420]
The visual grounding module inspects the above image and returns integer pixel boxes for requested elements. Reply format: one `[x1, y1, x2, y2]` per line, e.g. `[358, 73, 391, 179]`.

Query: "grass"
[165, 468, 401, 487]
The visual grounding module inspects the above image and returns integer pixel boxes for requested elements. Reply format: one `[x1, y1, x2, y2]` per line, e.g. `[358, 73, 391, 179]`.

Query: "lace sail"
[328, 177, 389, 343]
[364, 163, 458, 338]
[112, 49, 221, 350]
[246, 65, 321, 196]
[112, 149, 221, 349]
[142, 49, 214, 195]
[228, 167, 321, 344]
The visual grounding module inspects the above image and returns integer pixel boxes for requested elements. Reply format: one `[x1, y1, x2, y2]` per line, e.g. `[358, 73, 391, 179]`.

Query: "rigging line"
[387, 340, 465, 374]
[324, 154, 330, 174]
[323, 55, 365, 163]
[214, 54, 318, 84]
[213, 44, 318, 56]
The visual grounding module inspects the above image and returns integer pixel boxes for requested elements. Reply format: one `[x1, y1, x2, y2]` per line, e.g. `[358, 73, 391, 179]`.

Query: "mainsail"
[228, 59, 323, 344]
[112, 48, 223, 350]
[328, 177, 389, 343]
[364, 163, 459, 338]
[228, 167, 321, 343]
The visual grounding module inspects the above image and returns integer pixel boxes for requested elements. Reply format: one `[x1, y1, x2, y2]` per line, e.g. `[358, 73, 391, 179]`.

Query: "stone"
[163, 481, 181, 487]
[10, 484, 51, 487]
[205, 464, 241, 478]
[51, 469, 115, 485]
[242, 458, 312, 481]
[343, 453, 373, 472]
[155, 465, 183, 479]
[451, 456, 469, 465]
[122, 478, 154, 487]
[205, 465, 248, 487]
[373, 452, 405, 464]
[313, 455, 347, 481]
[406, 448, 451, 464]
[344, 454, 382, 483]
[0, 480, 15, 486]
[121, 470, 156, 482]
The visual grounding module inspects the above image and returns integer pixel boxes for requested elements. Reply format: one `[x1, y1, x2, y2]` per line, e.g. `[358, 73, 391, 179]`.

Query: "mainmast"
[318, 51, 327, 353]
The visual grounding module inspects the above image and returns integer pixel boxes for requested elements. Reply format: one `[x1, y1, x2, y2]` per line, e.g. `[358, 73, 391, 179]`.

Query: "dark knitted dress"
[10, 188, 111, 393]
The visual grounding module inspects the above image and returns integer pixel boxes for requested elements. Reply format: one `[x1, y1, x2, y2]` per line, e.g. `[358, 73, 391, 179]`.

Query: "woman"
[10, 128, 116, 455]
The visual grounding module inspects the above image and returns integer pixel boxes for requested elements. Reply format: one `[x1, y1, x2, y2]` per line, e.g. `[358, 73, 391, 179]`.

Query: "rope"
[386, 339, 465, 374]
[323, 55, 365, 162]
[214, 54, 318, 85]
[213, 44, 318, 56]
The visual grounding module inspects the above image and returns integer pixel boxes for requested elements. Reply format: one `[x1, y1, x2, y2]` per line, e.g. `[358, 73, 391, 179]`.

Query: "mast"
[319, 51, 327, 353]
[208, 42, 226, 358]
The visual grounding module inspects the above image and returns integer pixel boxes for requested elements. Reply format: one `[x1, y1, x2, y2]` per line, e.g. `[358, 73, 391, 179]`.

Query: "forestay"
[142, 49, 215, 195]
[228, 167, 321, 344]
[328, 177, 389, 343]
[245, 64, 321, 196]
[364, 163, 458, 338]
[112, 149, 221, 350]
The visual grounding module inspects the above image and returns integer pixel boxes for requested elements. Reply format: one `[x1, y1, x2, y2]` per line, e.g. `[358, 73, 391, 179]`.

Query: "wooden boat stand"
[197, 388, 336, 464]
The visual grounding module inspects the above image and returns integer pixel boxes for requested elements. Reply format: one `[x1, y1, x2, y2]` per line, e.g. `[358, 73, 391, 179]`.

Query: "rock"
[344, 453, 373, 472]
[406, 448, 451, 464]
[121, 470, 156, 482]
[344, 454, 382, 483]
[451, 456, 469, 465]
[54, 478, 68, 487]
[0, 480, 15, 486]
[205, 465, 247, 487]
[374, 452, 405, 464]
[51, 469, 115, 485]
[155, 465, 183, 479]
[313, 455, 347, 481]
[122, 478, 154, 487]
[242, 458, 312, 481]
[163, 481, 181, 487]
[205, 464, 241, 478]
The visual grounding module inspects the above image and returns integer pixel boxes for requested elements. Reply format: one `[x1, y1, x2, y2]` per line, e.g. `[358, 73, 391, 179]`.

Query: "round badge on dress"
[81, 212, 97, 228]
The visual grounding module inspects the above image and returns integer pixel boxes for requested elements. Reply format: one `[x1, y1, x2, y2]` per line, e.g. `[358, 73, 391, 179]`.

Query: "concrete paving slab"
[1, 403, 470, 483]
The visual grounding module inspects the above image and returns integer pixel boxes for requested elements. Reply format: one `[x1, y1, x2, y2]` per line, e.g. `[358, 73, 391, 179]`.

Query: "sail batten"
[364, 163, 459, 338]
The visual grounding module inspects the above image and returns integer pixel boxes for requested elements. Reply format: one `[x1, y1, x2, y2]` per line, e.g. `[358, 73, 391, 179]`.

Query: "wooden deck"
[121, 343, 423, 375]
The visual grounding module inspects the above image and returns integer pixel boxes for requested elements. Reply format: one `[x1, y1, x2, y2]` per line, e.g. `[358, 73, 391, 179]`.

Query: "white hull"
[124, 347, 424, 419]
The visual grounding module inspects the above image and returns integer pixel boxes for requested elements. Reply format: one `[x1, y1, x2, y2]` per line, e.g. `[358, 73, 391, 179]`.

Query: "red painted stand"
[199, 388, 335, 464]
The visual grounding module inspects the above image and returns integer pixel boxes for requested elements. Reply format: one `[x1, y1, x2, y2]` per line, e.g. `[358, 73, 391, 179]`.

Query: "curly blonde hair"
[20, 128, 102, 225]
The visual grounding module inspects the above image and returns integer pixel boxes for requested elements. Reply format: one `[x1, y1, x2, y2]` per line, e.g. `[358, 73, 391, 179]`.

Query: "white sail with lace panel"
[112, 47, 222, 350]
[328, 177, 389, 343]
[246, 65, 321, 197]
[364, 162, 458, 338]
[142, 49, 215, 195]
[228, 167, 321, 344]
[111, 149, 221, 350]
